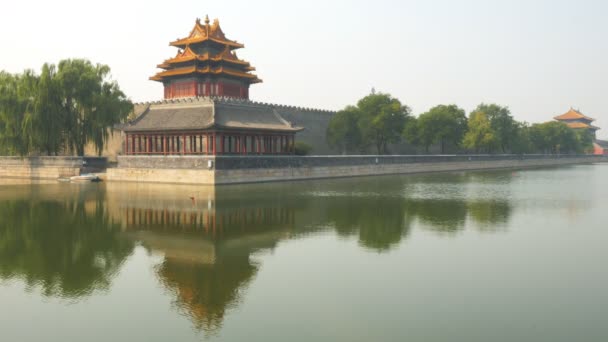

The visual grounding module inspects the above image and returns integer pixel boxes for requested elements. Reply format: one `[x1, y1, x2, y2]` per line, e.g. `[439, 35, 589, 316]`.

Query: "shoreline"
[1, 155, 605, 185]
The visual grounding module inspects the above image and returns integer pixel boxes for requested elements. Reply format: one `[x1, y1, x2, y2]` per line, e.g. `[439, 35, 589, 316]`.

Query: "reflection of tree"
[405, 199, 468, 233]
[467, 200, 512, 231]
[156, 255, 258, 335]
[327, 197, 412, 252]
[0, 198, 134, 298]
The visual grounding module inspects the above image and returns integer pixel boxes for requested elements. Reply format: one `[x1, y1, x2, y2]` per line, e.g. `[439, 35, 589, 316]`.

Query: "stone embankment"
[0, 157, 107, 179]
[107, 154, 607, 185]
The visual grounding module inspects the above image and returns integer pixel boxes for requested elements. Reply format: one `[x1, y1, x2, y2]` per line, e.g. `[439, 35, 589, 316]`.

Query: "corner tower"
[150, 16, 262, 99]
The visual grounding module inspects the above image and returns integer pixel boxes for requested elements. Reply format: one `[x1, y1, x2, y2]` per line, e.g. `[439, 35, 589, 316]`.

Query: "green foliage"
[529, 121, 587, 154]
[462, 111, 497, 153]
[0, 60, 132, 156]
[575, 129, 595, 154]
[294, 141, 313, 155]
[326, 106, 363, 154]
[404, 104, 467, 153]
[510, 122, 533, 154]
[356, 93, 411, 154]
[0, 71, 36, 156]
[475, 104, 517, 153]
[57, 59, 132, 156]
[326, 92, 410, 155]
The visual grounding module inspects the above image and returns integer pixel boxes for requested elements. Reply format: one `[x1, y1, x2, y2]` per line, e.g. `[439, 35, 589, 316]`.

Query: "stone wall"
[0, 157, 85, 179]
[84, 129, 123, 162]
[107, 167, 215, 185]
[108, 155, 606, 185]
[267, 105, 338, 155]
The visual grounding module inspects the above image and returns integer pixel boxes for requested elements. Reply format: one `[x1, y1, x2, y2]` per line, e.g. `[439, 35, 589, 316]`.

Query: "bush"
[294, 141, 313, 155]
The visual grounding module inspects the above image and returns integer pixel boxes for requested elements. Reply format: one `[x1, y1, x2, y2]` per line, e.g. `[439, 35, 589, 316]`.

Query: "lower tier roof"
[122, 98, 303, 133]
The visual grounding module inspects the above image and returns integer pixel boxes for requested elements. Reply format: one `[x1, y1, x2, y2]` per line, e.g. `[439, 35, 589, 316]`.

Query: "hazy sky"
[1, 0, 606, 138]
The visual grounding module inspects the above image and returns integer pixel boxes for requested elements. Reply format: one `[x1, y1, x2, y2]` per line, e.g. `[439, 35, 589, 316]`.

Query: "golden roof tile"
[554, 108, 595, 122]
[170, 18, 244, 49]
[566, 122, 600, 130]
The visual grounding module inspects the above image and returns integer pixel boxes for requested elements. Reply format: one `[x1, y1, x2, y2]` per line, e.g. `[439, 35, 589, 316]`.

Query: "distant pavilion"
[122, 16, 302, 156]
[554, 108, 600, 139]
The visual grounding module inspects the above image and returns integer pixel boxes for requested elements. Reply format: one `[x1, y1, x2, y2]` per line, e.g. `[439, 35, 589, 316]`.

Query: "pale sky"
[1, 0, 606, 138]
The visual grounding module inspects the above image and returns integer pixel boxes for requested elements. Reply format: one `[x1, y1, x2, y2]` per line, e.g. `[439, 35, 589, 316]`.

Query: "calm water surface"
[1, 164, 607, 341]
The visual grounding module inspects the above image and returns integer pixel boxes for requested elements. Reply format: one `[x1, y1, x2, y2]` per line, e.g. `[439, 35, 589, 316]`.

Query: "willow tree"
[0, 71, 38, 156]
[57, 59, 132, 156]
[1, 60, 132, 156]
[31, 64, 65, 155]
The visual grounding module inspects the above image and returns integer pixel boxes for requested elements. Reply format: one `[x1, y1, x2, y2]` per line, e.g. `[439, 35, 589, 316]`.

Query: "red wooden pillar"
[125, 135, 129, 155]
[213, 133, 217, 155]
[220, 134, 224, 154]
[131, 135, 136, 155]
[205, 134, 209, 155]
[182, 134, 186, 155]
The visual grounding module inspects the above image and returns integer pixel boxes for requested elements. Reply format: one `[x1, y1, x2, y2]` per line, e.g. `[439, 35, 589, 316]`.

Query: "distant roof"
[566, 122, 600, 130]
[123, 98, 304, 133]
[554, 108, 595, 122]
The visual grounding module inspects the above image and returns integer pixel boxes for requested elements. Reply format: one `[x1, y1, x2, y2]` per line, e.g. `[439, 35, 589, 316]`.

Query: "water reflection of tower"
[105, 182, 297, 333]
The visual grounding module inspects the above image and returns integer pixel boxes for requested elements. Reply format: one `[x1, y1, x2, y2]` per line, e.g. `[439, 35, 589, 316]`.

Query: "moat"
[1, 164, 607, 342]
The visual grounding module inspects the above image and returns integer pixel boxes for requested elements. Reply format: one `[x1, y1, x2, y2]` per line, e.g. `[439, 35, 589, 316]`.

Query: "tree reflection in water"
[0, 185, 134, 298]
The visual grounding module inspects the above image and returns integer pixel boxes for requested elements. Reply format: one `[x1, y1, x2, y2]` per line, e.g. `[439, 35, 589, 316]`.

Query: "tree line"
[0, 59, 132, 156]
[327, 92, 594, 155]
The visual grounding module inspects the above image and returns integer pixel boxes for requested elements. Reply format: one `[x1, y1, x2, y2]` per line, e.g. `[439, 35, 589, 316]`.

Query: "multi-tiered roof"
[151, 16, 261, 99]
[554, 108, 600, 132]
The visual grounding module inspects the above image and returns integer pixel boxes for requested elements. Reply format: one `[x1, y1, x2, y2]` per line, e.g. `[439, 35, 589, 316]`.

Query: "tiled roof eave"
[122, 125, 302, 133]
[214, 124, 304, 133]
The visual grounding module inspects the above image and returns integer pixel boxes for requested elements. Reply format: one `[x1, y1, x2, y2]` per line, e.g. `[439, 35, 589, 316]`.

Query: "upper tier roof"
[554, 108, 595, 122]
[170, 16, 244, 49]
[157, 46, 252, 69]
